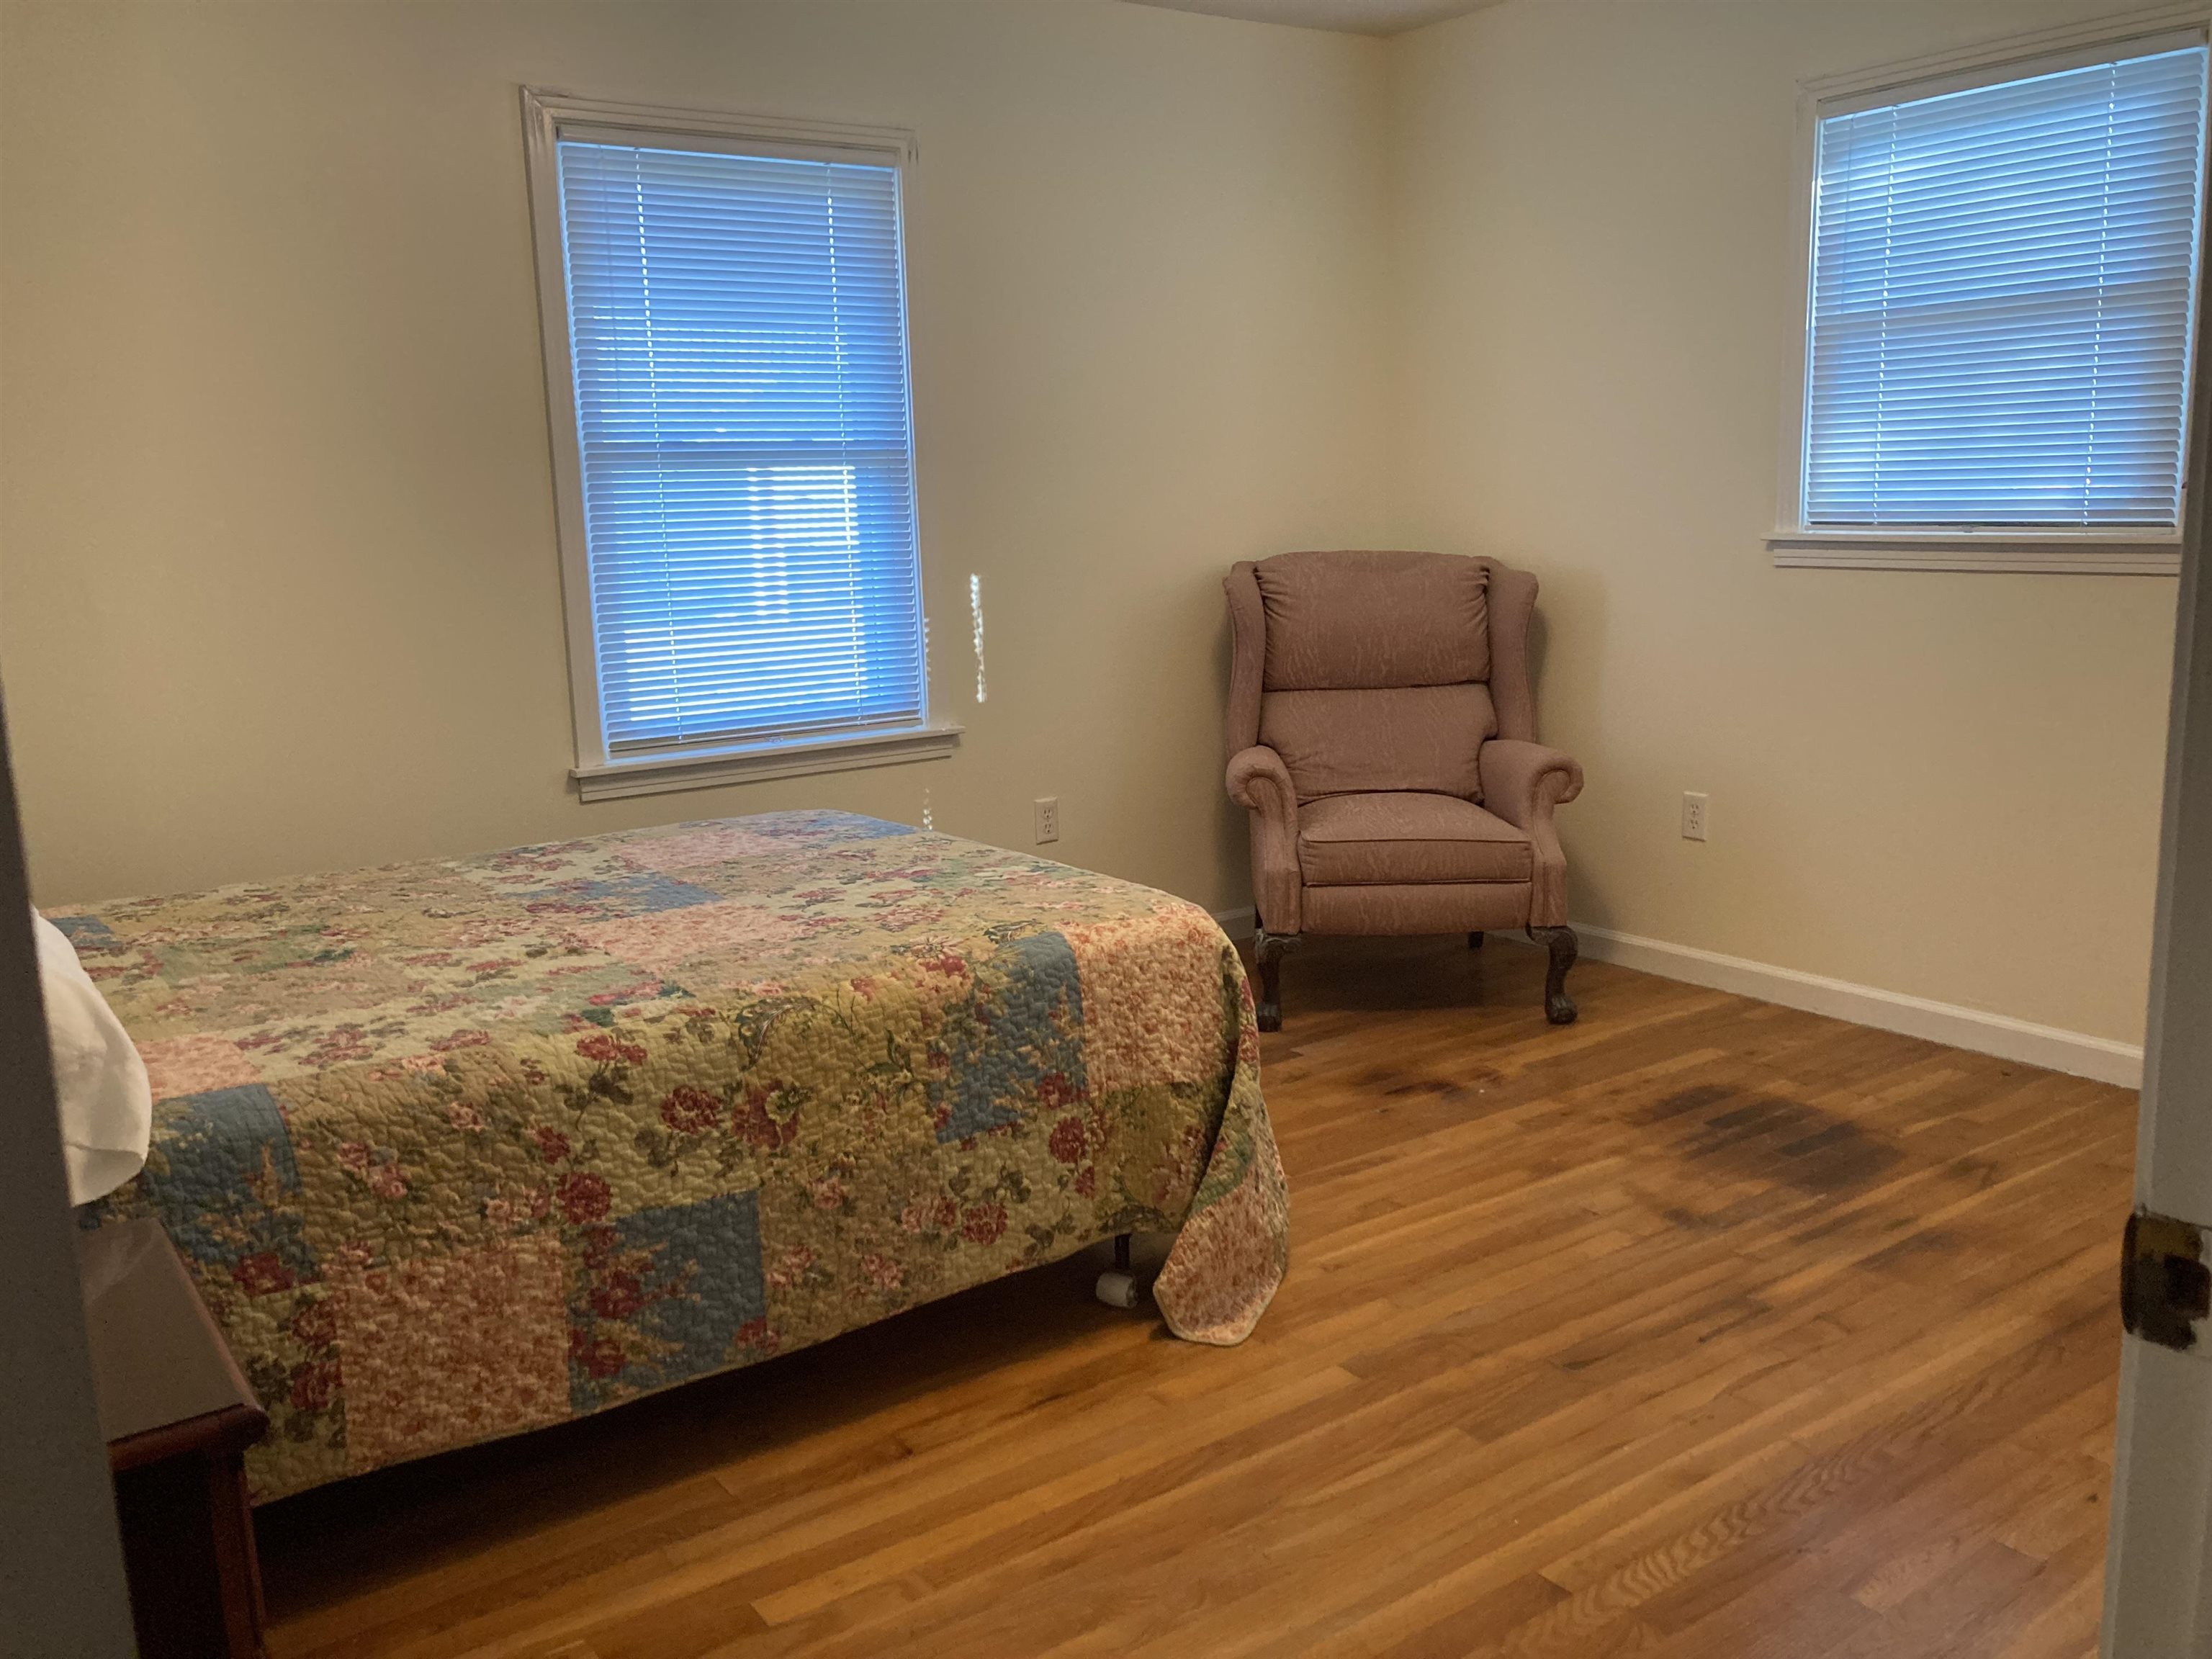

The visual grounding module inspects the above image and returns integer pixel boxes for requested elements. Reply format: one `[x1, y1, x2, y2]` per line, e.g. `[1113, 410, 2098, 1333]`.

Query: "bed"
[63, 810, 1287, 1502]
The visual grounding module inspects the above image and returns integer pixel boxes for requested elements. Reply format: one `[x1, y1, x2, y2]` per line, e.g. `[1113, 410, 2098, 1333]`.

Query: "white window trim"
[518, 88, 958, 803]
[1768, 6, 2212, 577]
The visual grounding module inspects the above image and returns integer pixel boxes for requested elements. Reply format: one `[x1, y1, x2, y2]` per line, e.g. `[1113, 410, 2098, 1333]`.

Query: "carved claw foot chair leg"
[1529, 925, 1578, 1025]
[1254, 930, 1299, 1033]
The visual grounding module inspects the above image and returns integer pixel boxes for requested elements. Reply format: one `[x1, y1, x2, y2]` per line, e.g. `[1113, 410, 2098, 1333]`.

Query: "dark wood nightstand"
[78, 1218, 270, 1659]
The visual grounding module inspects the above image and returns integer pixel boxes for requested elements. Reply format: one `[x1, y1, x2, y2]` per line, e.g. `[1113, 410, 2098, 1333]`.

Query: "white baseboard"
[1205, 902, 2139, 1088]
[1565, 922, 2143, 1089]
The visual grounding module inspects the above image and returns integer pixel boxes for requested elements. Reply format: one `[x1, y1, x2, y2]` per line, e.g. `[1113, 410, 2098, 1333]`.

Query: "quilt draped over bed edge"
[68, 811, 1288, 1501]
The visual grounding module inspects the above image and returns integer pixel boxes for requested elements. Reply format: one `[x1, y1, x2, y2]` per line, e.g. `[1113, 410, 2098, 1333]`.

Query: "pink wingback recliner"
[1223, 550, 1584, 1030]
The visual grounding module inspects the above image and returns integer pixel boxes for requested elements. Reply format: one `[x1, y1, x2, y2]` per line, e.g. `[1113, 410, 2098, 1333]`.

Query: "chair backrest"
[1223, 550, 1539, 804]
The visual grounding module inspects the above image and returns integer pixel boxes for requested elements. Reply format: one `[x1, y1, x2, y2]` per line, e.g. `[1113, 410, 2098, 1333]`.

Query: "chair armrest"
[1226, 745, 1298, 824]
[1226, 746, 1301, 935]
[1478, 740, 1582, 833]
[1479, 740, 1581, 928]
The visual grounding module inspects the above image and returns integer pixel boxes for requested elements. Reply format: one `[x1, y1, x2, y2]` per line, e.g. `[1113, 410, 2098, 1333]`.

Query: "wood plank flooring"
[256, 934, 2137, 1658]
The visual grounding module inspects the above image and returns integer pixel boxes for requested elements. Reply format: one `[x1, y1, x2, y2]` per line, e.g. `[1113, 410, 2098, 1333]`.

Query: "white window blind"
[1803, 43, 2210, 531]
[554, 138, 926, 755]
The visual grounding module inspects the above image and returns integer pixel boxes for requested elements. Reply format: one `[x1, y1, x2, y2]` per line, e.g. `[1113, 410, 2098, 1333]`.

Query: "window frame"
[1769, 10, 2212, 576]
[520, 88, 958, 803]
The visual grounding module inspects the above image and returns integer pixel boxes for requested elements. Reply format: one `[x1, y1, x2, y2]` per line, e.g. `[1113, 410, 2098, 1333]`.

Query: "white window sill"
[572, 723, 962, 804]
[1768, 530, 2182, 576]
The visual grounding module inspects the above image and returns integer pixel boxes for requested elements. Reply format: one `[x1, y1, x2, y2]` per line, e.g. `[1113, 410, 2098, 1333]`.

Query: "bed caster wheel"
[1097, 1233, 1141, 1309]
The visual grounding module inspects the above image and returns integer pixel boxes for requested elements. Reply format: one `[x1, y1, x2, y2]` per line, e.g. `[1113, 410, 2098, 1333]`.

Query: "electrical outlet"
[1681, 791, 1709, 842]
[1033, 796, 1060, 845]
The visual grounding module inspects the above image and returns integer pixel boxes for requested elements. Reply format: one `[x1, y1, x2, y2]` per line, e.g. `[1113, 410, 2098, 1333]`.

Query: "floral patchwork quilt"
[67, 811, 1287, 1501]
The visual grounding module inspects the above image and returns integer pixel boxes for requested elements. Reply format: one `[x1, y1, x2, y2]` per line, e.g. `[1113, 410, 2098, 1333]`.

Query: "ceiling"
[1122, 0, 1503, 37]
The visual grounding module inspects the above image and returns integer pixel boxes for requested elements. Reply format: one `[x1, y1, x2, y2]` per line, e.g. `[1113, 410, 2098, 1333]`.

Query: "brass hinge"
[2123, 1210, 2212, 1352]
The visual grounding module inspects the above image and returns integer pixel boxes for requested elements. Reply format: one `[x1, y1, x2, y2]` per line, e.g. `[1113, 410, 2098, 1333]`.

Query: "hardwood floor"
[256, 935, 2137, 1658]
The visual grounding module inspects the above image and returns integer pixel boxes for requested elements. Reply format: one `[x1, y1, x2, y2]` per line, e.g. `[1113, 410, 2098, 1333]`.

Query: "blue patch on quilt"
[932, 930, 1088, 1143]
[748, 811, 917, 842]
[141, 1083, 315, 1290]
[521, 874, 722, 918]
[48, 914, 114, 945]
[569, 1188, 765, 1411]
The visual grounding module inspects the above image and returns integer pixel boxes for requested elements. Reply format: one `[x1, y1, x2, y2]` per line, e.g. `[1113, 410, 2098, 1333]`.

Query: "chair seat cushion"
[1297, 792, 1534, 886]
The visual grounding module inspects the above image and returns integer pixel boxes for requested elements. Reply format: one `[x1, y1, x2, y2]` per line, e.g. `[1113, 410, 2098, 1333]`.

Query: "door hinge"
[2123, 1210, 2212, 1352]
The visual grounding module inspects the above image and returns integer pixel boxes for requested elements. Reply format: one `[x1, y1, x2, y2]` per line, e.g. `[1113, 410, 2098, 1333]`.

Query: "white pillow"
[33, 909, 151, 1205]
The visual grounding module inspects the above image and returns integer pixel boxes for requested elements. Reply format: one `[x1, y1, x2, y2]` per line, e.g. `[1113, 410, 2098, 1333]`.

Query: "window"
[523, 93, 953, 801]
[1773, 25, 2211, 572]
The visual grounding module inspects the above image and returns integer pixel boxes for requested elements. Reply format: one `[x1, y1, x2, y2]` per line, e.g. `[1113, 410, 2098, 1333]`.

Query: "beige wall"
[0, 0, 1391, 908]
[0, 0, 2185, 1048]
[1385, 0, 2183, 1046]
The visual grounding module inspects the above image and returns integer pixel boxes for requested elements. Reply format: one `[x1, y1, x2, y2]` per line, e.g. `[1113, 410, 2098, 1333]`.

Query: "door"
[0, 689, 136, 1653]
[2103, 173, 2212, 1653]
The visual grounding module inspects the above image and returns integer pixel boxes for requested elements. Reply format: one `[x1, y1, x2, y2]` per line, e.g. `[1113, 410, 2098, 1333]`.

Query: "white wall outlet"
[1681, 791, 1709, 842]
[1033, 796, 1060, 844]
